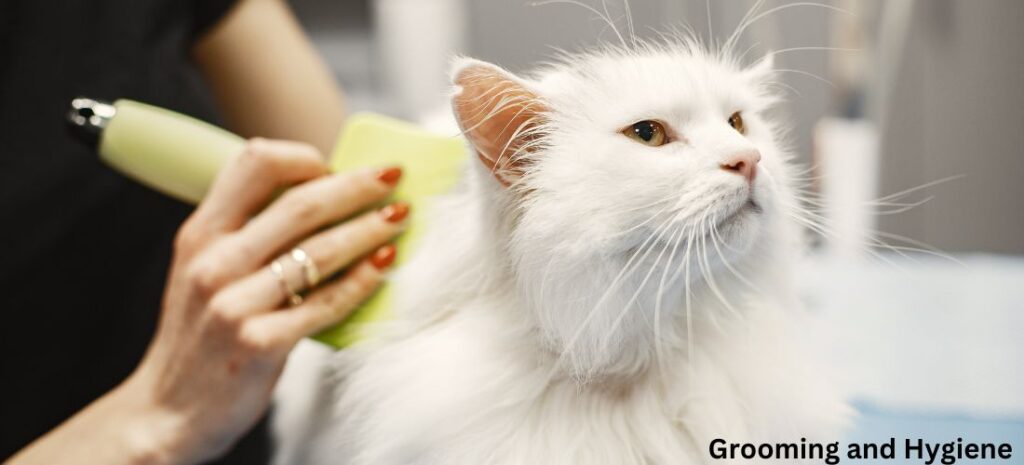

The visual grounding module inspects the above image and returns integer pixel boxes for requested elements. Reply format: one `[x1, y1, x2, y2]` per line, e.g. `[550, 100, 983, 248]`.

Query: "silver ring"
[289, 247, 320, 288]
[270, 260, 304, 306]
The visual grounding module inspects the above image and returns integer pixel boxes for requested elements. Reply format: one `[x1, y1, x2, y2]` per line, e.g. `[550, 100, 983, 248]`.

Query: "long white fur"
[273, 37, 851, 465]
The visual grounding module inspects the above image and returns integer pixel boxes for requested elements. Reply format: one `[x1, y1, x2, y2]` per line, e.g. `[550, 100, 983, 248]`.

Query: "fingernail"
[381, 202, 410, 223]
[370, 244, 397, 270]
[377, 166, 402, 186]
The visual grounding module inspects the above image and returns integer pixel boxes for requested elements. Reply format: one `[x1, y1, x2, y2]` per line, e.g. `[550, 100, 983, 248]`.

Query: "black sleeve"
[191, 0, 239, 40]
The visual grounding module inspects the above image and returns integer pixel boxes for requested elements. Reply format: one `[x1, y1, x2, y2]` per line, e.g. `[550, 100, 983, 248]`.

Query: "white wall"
[875, 0, 1024, 254]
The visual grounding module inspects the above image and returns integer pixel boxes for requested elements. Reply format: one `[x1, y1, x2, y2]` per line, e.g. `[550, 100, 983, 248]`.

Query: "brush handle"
[96, 99, 245, 204]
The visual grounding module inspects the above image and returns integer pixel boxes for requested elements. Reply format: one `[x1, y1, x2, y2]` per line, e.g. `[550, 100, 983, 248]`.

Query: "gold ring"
[270, 260, 304, 306]
[289, 247, 320, 288]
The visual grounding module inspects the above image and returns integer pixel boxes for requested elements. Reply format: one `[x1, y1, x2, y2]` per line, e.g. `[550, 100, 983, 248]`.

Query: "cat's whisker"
[786, 177, 826, 190]
[767, 46, 861, 57]
[536, 250, 562, 312]
[868, 196, 935, 211]
[462, 95, 542, 151]
[600, 0, 630, 49]
[784, 208, 911, 271]
[767, 80, 802, 98]
[655, 24, 699, 54]
[496, 111, 548, 170]
[617, 195, 678, 213]
[708, 223, 763, 295]
[653, 223, 688, 332]
[770, 68, 837, 88]
[789, 162, 822, 179]
[732, 2, 853, 55]
[723, 0, 768, 55]
[736, 41, 763, 68]
[595, 222, 688, 377]
[793, 200, 910, 248]
[795, 214, 922, 274]
[594, 206, 681, 290]
[682, 221, 698, 386]
[692, 232, 726, 337]
[585, 212, 679, 360]
[873, 231, 965, 267]
[791, 190, 936, 215]
[789, 202, 964, 266]
[605, 201, 679, 239]
[652, 216, 692, 377]
[457, 88, 537, 146]
[874, 174, 966, 203]
[705, 0, 714, 48]
[790, 173, 962, 212]
[622, 0, 636, 47]
[550, 211, 679, 382]
[845, 197, 934, 216]
[790, 172, 963, 217]
[695, 212, 745, 325]
[459, 79, 531, 117]
[530, 0, 628, 48]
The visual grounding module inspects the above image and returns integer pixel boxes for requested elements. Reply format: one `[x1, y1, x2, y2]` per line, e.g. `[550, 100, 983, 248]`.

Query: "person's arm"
[192, 0, 345, 154]
[2, 384, 185, 464]
[6, 141, 406, 465]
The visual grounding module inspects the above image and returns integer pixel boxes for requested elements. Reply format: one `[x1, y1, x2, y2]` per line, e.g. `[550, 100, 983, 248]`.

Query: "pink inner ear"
[453, 64, 547, 181]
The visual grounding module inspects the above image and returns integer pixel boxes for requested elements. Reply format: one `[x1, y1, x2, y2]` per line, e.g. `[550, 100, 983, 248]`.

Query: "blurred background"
[292, 0, 1024, 256]
[288, 0, 1024, 446]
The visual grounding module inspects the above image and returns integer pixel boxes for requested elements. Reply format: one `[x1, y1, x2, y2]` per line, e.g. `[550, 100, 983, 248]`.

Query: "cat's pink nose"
[720, 150, 761, 184]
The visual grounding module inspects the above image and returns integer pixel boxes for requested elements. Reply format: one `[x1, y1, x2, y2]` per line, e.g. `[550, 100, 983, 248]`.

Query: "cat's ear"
[451, 58, 548, 186]
[744, 53, 775, 82]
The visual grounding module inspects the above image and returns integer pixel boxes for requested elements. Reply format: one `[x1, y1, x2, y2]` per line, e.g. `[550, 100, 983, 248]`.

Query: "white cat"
[274, 38, 851, 465]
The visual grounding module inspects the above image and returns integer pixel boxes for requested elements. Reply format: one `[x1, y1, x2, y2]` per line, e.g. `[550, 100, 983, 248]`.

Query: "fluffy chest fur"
[283, 278, 844, 465]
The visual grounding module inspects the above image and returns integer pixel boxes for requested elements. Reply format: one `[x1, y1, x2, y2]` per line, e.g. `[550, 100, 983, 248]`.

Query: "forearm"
[6, 139, 398, 465]
[192, 0, 345, 155]
[5, 378, 187, 465]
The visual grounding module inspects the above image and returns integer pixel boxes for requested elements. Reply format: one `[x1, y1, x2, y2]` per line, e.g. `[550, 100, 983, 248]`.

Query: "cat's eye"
[623, 120, 668, 147]
[728, 111, 746, 135]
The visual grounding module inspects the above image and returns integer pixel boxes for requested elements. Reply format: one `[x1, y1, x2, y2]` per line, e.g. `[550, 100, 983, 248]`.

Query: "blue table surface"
[845, 401, 1024, 464]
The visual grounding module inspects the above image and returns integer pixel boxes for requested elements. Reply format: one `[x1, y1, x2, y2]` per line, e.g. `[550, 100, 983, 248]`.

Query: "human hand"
[119, 139, 406, 464]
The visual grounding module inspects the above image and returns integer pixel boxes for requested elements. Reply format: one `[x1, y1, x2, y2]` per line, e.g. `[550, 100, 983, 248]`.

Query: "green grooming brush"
[68, 98, 467, 348]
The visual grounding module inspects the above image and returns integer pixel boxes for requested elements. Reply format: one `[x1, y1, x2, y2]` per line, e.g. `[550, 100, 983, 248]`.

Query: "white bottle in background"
[814, 117, 880, 262]
[373, 0, 467, 121]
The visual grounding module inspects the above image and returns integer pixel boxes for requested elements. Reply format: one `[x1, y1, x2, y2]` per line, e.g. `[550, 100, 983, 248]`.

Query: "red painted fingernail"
[381, 202, 410, 223]
[370, 245, 397, 270]
[377, 167, 402, 186]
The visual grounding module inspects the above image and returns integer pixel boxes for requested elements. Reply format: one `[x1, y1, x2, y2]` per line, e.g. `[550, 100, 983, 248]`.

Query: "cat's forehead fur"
[531, 42, 778, 128]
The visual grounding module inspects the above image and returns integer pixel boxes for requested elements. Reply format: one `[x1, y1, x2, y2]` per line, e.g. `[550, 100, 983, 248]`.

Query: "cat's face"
[452, 42, 792, 377]
[525, 48, 783, 261]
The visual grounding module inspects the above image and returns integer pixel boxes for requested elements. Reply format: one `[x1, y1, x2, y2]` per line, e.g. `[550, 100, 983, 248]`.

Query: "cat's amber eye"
[728, 111, 746, 135]
[623, 120, 668, 147]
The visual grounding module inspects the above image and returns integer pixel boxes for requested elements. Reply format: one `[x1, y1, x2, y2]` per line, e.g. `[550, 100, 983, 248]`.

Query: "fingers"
[227, 166, 399, 268]
[211, 203, 408, 318]
[300, 202, 408, 280]
[241, 254, 395, 348]
[185, 166, 402, 294]
[176, 139, 328, 255]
